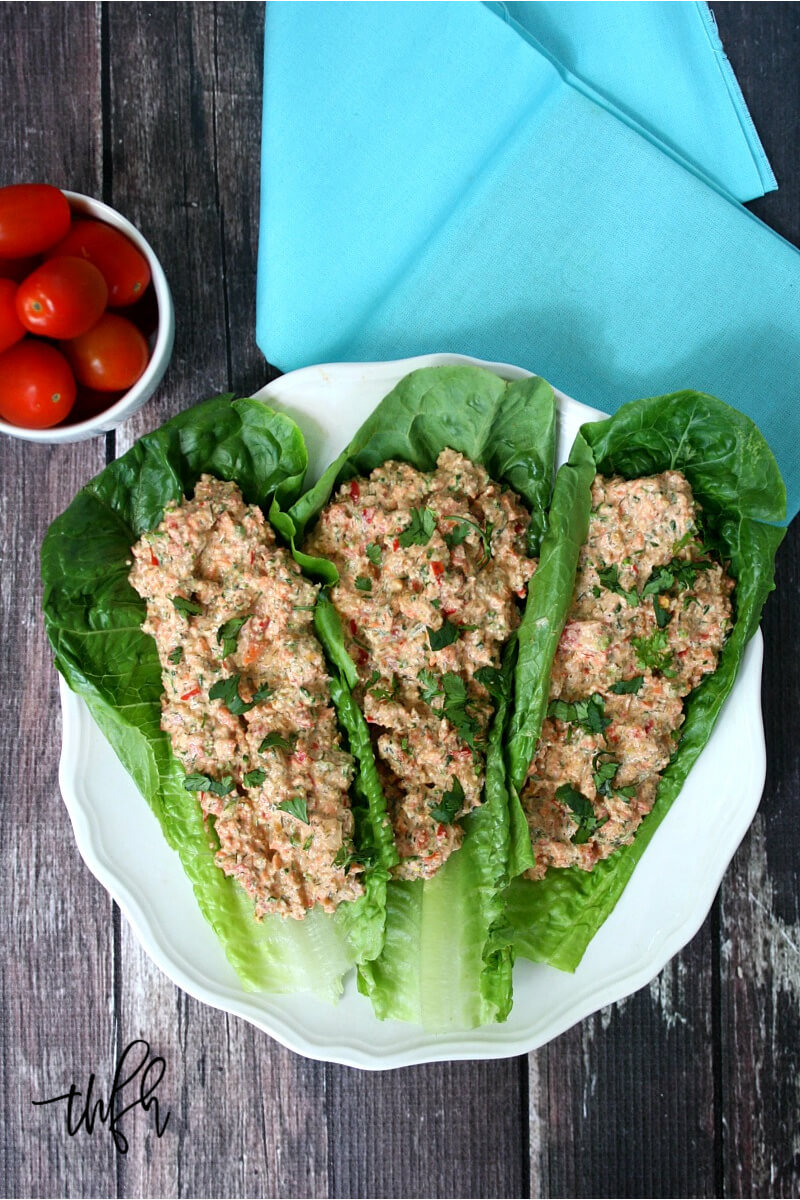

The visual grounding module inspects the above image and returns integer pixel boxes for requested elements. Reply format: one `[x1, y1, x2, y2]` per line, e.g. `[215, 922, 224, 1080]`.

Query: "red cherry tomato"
[0, 184, 71, 258]
[0, 255, 41, 282]
[0, 279, 25, 353]
[0, 339, 76, 428]
[63, 312, 149, 391]
[47, 218, 152, 307]
[16, 256, 108, 338]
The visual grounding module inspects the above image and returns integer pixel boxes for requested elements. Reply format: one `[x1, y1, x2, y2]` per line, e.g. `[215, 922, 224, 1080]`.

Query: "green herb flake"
[430, 776, 465, 824]
[653, 595, 674, 629]
[365, 542, 382, 565]
[355, 575, 372, 592]
[397, 507, 437, 548]
[632, 629, 676, 676]
[243, 768, 266, 788]
[474, 665, 508, 703]
[277, 796, 309, 823]
[547, 692, 610, 736]
[597, 564, 638, 606]
[217, 615, 248, 658]
[183, 772, 235, 798]
[427, 617, 460, 651]
[609, 675, 644, 695]
[172, 595, 203, 616]
[209, 673, 272, 715]
[168, 647, 183, 665]
[556, 783, 608, 845]
[443, 515, 495, 564]
[259, 731, 298, 754]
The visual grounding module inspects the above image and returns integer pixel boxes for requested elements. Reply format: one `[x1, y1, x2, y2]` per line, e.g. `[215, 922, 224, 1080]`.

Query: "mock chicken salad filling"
[304, 448, 536, 880]
[521, 470, 734, 879]
[129, 475, 362, 920]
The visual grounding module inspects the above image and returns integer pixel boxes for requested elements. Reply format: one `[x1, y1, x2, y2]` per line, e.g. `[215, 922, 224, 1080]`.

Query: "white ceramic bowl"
[0, 190, 174, 443]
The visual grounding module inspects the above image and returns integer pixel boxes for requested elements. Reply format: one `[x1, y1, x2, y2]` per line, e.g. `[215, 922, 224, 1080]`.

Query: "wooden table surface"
[2, 4, 798, 1197]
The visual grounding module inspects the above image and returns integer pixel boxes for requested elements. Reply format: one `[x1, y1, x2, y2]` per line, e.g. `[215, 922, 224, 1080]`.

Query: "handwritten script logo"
[32, 1038, 171, 1153]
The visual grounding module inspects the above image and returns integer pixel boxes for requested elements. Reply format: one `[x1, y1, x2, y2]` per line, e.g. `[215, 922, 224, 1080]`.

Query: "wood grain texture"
[710, 7, 800, 1198]
[1, 3, 798, 1198]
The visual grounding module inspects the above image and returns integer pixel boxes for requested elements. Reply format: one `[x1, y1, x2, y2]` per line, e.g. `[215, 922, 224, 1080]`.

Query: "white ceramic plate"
[58, 353, 766, 1069]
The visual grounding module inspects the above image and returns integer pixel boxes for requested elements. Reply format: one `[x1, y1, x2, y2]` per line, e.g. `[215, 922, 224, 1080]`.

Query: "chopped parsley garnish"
[355, 575, 372, 592]
[171, 595, 203, 616]
[641, 555, 714, 597]
[596, 564, 638, 606]
[243, 768, 266, 788]
[217, 615, 248, 658]
[609, 675, 644, 695]
[592, 753, 636, 801]
[556, 783, 608, 845]
[209, 673, 273, 715]
[416, 669, 481, 748]
[417, 667, 443, 704]
[632, 629, 675, 676]
[277, 796, 309, 823]
[365, 542, 382, 565]
[440, 672, 481, 748]
[430, 776, 465, 824]
[259, 731, 298, 754]
[443, 515, 495, 564]
[474, 665, 508, 703]
[427, 617, 460, 651]
[397, 506, 437, 547]
[652, 595, 673, 629]
[547, 692, 610, 736]
[183, 772, 235, 798]
[168, 647, 183, 665]
[370, 673, 401, 702]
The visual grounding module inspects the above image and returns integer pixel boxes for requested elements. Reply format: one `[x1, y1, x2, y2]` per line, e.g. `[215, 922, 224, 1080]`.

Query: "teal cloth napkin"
[256, 2, 799, 516]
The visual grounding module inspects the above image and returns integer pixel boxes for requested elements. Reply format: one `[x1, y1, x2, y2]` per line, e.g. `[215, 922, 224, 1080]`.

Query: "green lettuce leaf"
[289, 364, 556, 555]
[504, 390, 786, 971]
[357, 645, 518, 1029]
[41, 395, 386, 998]
[286, 365, 557, 1027]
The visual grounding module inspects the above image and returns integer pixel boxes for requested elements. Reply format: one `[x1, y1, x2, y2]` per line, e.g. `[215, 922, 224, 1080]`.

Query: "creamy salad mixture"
[129, 475, 362, 919]
[522, 470, 734, 879]
[305, 448, 535, 879]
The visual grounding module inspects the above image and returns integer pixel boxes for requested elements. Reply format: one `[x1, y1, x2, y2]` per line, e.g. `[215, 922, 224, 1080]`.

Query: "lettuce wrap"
[286, 365, 557, 1027]
[41, 395, 394, 1000]
[504, 390, 786, 971]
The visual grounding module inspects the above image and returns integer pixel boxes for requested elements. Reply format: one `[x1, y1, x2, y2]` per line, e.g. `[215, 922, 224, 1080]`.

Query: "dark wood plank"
[326, 1059, 526, 1199]
[709, 6, 800, 1196]
[0, 5, 118, 1198]
[529, 928, 717, 1199]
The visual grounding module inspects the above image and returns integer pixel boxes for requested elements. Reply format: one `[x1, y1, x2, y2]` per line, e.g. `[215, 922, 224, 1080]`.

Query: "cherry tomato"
[0, 184, 71, 258]
[0, 255, 41, 282]
[64, 312, 149, 391]
[47, 218, 151, 307]
[0, 339, 76, 428]
[0, 279, 25, 353]
[16, 256, 108, 338]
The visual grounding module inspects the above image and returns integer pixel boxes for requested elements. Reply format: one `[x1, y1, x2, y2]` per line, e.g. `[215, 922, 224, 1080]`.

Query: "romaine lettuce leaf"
[41, 395, 388, 998]
[287, 365, 558, 1027]
[504, 390, 785, 971]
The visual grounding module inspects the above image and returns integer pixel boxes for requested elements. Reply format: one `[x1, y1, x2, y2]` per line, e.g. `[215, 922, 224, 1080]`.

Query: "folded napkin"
[257, 2, 799, 516]
[496, 2, 776, 201]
